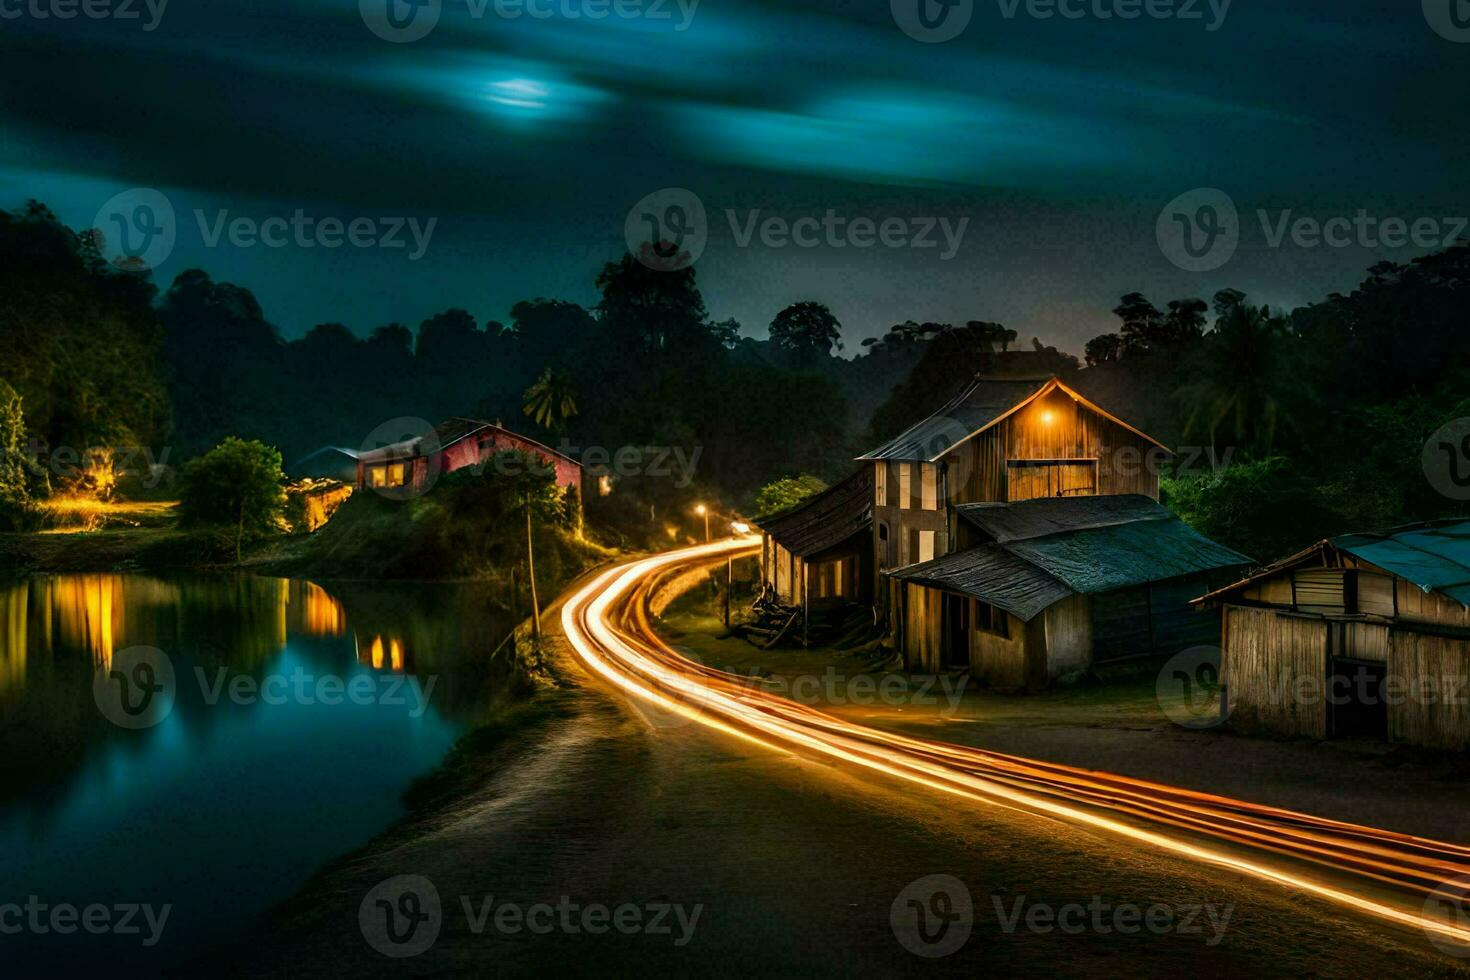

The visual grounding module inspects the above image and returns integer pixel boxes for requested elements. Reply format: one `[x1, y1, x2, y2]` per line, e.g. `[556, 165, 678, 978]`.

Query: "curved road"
[563, 538, 1470, 960]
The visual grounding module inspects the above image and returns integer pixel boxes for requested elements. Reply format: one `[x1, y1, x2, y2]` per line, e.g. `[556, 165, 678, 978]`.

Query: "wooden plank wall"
[1388, 632, 1470, 749]
[944, 388, 1161, 505]
[1222, 606, 1328, 738]
[903, 582, 943, 673]
[1042, 594, 1091, 680]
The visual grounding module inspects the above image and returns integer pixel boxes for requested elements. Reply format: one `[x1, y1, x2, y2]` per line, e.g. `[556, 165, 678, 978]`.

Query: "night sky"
[2, 0, 1465, 352]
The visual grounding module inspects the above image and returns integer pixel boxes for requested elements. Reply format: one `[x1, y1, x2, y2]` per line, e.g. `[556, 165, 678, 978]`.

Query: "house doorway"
[1329, 658, 1387, 740]
[943, 593, 970, 670]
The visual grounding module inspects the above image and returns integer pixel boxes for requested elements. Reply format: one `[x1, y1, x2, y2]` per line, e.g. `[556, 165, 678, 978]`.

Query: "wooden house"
[356, 417, 583, 501]
[858, 375, 1169, 593]
[755, 468, 874, 608]
[886, 496, 1247, 687]
[1193, 521, 1470, 749]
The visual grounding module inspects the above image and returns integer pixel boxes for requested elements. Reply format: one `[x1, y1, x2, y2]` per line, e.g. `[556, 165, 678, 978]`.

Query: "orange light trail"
[561, 539, 1470, 949]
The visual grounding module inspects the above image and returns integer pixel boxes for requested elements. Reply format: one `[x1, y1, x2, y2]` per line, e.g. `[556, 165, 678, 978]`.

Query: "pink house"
[356, 417, 582, 500]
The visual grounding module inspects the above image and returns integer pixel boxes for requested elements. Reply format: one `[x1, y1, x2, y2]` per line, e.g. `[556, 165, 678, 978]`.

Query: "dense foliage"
[755, 475, 829, 517]
[1, 197, 1466, 563]
[177, 437, 288, 554]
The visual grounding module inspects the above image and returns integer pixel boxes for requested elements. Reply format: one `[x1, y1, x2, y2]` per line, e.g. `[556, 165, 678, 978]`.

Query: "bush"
[754, 474, 827, 517]
[177, 438, 287, 559]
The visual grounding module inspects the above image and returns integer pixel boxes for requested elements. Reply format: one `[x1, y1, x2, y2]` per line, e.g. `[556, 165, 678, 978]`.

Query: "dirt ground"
[658, 600, 1470, 847]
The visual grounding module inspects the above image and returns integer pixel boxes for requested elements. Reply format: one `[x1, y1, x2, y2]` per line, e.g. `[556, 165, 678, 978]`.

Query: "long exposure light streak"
[561, 538, 1470, 949]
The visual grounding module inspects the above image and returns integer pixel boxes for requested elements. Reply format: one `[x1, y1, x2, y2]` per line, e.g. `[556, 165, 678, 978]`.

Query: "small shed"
[755, 468, 874, 607]
[885, 496, 1248, 688]
[1194, 520, 1470, 749]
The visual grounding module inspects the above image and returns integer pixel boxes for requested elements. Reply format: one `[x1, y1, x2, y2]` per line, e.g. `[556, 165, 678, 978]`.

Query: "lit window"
[875, 464, 887, 506]
[918, 530, 935, 563]
[921, 464, 937, 510]
[898, 464, 911, 510]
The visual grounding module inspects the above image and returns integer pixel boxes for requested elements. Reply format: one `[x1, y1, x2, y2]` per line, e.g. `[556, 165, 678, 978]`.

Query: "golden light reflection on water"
[0, 583, 27, 701]
[357, 634, 408, 672]
[294, 582, 346, 638]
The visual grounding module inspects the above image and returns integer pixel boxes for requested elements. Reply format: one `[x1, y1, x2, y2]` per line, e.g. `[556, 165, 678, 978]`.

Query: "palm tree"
[1177, 301, 1293, 459]
[522, 368, 579, 434]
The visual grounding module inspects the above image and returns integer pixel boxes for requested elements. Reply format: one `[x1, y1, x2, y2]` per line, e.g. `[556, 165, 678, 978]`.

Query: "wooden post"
[802, 563, 810, 647]
[723, 555, 732, 629]
[526, 501, 541, 640]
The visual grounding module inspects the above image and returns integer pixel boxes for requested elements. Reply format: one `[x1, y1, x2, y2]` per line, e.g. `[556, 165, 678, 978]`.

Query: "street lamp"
[695, 503, 709, 542]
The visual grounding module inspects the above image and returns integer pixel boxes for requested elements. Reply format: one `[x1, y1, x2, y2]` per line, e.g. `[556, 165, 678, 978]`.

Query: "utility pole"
[723, 554, 733, 629]
[526, 499, 541, 640]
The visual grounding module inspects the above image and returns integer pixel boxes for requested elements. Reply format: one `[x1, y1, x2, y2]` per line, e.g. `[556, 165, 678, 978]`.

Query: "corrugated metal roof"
[754, 468, 873, 559]
[958, 494, 1170, 543]
[1194, 520, 1470, 610]
[1335, 521, 1470, 607]
[890, 496, 1249, 618]
[856, 376, 1053, 462]
[886, 545, 1074, 622]
[1008, 518, 1251, 594]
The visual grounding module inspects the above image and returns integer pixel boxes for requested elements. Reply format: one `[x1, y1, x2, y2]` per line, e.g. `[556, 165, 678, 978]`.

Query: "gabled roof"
[358, 417, 581, 468]
[856, 375, 1170, 463]
[1194, 519, 1470, 610]
[754, 469, 873, 559]
[889, 495, 1249, 619]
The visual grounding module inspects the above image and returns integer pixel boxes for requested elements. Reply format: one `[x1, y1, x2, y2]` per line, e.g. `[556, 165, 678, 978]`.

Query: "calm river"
[0, 572, 516, 973]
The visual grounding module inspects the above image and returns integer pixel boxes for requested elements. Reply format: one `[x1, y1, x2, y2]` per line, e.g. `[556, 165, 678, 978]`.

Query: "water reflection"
[0, 572, 518, 972]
